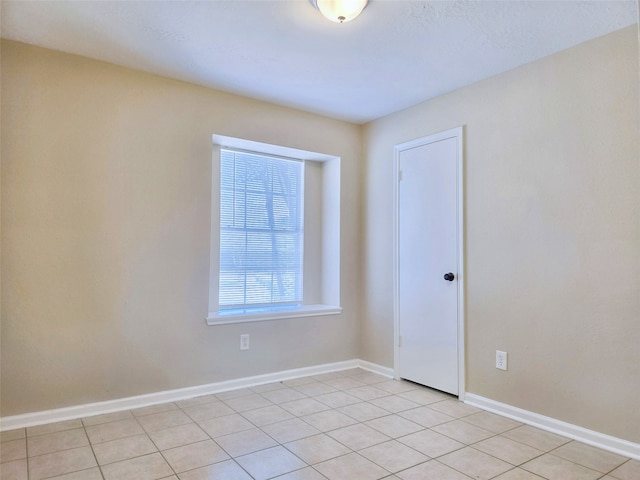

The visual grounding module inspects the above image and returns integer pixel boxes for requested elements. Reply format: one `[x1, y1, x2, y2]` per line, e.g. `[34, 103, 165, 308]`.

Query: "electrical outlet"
[240, 334, 250, 351]
[496, 350, 507, 370]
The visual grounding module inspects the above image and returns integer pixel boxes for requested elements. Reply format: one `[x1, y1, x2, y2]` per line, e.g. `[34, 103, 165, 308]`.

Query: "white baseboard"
[8, 362, 635, 461]
[0, 360, 358, 431]
[356, 359, 394, 378]
[465, 393, 639, 460]
[0, 359, 388, 432]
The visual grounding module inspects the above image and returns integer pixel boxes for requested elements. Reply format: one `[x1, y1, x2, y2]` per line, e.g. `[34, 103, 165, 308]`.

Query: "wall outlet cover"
[496, 350, 507, 370]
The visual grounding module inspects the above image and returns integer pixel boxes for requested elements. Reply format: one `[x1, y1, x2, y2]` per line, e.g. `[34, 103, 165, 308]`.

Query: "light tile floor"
[1, 368, 638, 480]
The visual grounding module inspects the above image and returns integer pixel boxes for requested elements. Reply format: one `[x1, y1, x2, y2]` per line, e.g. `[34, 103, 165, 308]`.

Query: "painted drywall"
[361, 25, 639, 443]
[0, 40, 362, 416]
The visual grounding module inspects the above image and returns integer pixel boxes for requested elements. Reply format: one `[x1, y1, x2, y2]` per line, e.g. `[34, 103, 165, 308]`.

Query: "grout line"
[24, 429, 30, 480]
[85, 425, 106, 480]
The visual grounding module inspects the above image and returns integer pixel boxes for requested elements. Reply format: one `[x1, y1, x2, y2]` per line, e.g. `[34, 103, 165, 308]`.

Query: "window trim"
[207, 134, 342, 325]
[206, 304, 342, 325]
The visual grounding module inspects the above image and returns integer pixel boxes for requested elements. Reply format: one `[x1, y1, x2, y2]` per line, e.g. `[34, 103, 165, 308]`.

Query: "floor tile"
[365, 414, 423, 438]
[284, 434, 351, 464]
[162, 439, 229, 473]
[92, 432, 157, 465]
[177, 459, 252, 480]
[325, 377, 366, 390]
[493, 468, 547, 479]
[374, 380, 419, 394]
[551, 441, 628, 473]
[148, 423, 209, 450]
[398, 388, 452, 405]
[346, 386, 389, 401]
[280, 398, 332, 417]
[369, 395, 420, 413]
[0, 438, 26, 463]
[27, 428, 89, 457]
[262, 418, 321, 444]
[27, 420, 83, 437]
[85, 418, 145, 444]
[198, 413, 255, 438]
[397, 428, 465, 457]
[132, 402, 178, 417]
[314, 391, 361, 408]
[609, 459, 640, 480]
[301, 410, 358, 432]
[236, 445, 307, 480]
[215, 428, 277, 457]
[347, 373, 389, 385]
[502, 425, 571, 452]
[283, 377, 318, 387]
[101, 452, 173, 480]
[359, 440, 428, 473]
[293, 382, 338, 397]
[28, 446, 97, 480]
[223, 393, 274, 412]
[398, 406, 455, 428]
[241, 404, 294, 426]
[327, 424, 390, 451]
[428, 400, 481, 418]
[175, 395, 216, 409]
[272, 466, 329, 479]
[314, 452, 389, 480]
[312, 372, 345, 382]
[136, 409, 193, 432]
[460, 411, 522, 433]
[337, 402, 391, 422]
[473, 435, 543, 465]
[396, 459, 473, 480]
[1, 430, 26, 442]
[5, 370, 634, 480]
[431, 419, 494, 444]
[438, 446, 513, 480]
[251, 381, 288, 394]
[81, 410, 134, 427]
[521, 453, 601, 479]
[0, 459, 27, 480]
[215, 388, 255, 401]
[182, 401, 235, 422]
[47, 467, 104, 479]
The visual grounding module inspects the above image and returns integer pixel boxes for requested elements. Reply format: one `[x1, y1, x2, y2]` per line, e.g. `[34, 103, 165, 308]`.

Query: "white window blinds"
[219, 149, 304, 313]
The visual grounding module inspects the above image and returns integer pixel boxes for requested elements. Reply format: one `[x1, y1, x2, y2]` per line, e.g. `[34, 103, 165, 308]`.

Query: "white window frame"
[207, 134, 342, 325]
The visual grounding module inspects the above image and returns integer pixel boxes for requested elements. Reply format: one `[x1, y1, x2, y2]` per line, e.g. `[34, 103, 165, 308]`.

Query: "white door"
[396, 128, 462, 396]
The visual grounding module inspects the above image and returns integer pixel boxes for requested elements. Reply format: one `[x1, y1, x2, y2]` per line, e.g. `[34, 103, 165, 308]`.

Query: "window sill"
[206, 304, 342, 325]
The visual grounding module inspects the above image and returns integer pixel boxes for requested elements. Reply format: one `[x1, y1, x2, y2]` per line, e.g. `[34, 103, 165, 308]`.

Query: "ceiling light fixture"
[310, 0, 368, 23]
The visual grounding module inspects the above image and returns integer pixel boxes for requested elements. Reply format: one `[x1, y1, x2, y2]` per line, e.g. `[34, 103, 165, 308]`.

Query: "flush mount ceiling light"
[310, 0, 368, 23]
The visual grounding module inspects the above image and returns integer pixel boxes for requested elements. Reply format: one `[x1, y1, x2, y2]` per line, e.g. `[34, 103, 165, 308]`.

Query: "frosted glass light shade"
[313, 0, 368, 23]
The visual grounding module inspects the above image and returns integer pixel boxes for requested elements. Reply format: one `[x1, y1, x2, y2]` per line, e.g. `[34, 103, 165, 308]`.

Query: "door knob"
[444, 272, 455, 281]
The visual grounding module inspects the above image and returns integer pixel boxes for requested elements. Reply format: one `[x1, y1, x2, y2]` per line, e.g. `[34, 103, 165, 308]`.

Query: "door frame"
[393, 126, 466, 400]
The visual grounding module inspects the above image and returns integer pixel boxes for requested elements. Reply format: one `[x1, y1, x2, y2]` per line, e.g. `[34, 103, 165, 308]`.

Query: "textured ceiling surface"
[1, 0, 638, 123]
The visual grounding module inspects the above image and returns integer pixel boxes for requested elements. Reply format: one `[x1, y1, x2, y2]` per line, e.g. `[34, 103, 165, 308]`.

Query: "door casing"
[392, 126, 466, 400]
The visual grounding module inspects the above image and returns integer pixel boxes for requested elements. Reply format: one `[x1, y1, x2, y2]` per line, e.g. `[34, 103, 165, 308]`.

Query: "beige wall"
[0, 40, 362, 416]
[2, 24, 638, 446]
[361, 25, 639, 443]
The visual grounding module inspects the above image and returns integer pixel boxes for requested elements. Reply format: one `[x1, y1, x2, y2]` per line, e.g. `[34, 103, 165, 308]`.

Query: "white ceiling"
[1, 0, 638, 124]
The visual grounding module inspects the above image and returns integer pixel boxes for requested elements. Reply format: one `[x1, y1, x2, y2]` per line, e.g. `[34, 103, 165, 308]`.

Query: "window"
[219, 149, 304, 314]
[207, 135, 342, 325]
